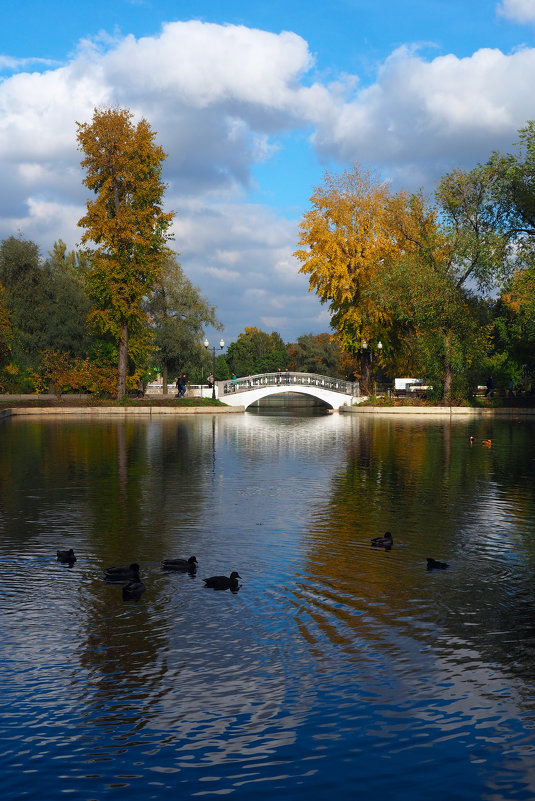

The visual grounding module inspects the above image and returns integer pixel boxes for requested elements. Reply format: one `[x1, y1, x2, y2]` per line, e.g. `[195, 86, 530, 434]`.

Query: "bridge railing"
[218, 371, 359, 397]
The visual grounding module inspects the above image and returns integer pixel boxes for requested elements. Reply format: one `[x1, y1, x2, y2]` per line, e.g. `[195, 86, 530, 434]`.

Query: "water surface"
[1, 412, 535, 800]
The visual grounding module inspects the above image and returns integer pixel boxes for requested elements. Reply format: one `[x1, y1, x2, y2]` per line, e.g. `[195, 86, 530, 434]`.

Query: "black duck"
[162, 556, 198, 571]
[203, 571, 241, 590]
[370, 532, 393, 549]
[426, 558, 449, 570]
[57, 548, 76, 564]
[122, 580, 146, 600]
[104, 562, 140, 582]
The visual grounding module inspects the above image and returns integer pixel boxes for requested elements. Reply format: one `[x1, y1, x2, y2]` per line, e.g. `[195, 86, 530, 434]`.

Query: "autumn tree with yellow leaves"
[295, 163, 514, 401]
[77, 107, 174, 399]
[294, 166, 400, 391]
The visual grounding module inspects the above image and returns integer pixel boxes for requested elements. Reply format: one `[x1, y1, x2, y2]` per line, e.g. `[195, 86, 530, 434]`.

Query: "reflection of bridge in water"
[217, 371, 359, 411]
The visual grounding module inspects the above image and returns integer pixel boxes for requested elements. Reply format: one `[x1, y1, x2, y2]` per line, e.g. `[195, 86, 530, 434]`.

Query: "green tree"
[225, 327, 289, 376]
[76, 106, 174, 398]
[381, 190, 496, 400]
[146, 253, 221, 392]
[0, 282, 12, 368]
[0, 235, 91, 370]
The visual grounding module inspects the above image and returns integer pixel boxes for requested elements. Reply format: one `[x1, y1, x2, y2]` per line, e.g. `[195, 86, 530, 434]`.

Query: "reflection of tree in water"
[1, 417, 221, 729]
[296, 417, 535, 681]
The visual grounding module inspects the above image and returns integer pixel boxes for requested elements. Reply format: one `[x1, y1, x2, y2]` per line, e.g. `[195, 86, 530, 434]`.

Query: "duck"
[370, 531, 393, 549]
[203, 571, 241, 590]
[162, 556, 198, 571]
[469, 436, 476, 444]
[426, 557, 449, 570]
[122, 580, 146, 600]
[482, 439, 492, 447]
[104, 562, 140, 582]
[57, 548, 76, 564]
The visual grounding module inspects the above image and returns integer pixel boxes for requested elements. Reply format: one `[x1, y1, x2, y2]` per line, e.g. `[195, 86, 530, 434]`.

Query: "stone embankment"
[0, 395, 245, 420]
[340, 404, 535, 417]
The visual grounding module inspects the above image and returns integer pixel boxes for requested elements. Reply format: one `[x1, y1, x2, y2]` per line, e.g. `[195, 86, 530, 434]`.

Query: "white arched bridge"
[216, 371, 359, 410]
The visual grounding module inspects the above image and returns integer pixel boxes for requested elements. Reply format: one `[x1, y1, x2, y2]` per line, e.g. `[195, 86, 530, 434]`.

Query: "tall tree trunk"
[443, 333, 452, 404]
[162, 362, 168, 395]
[117, 321, 128, 400]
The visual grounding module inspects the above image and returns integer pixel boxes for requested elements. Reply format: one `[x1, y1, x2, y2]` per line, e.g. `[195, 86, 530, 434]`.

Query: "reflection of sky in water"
[1, 414, 535, 799]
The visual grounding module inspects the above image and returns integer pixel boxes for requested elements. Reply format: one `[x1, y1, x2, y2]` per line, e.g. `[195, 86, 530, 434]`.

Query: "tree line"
[0, 238, 354, 393]
[295, 122, 535, 402]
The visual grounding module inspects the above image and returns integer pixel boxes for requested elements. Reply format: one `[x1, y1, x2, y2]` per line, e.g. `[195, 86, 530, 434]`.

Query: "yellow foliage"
[294, 164, 397, 349]
[76, 106, 174, 398]
[502, 267, 535, 313]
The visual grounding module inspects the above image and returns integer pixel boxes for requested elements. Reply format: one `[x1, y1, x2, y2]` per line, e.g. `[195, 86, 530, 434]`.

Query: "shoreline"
[1, 403, 535, 421]
[340, 404, 535, 417]
[0, 405, 244, 420]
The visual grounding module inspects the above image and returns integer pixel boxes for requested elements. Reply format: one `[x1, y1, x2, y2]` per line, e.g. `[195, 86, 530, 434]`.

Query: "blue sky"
[1, 0, 534, 344]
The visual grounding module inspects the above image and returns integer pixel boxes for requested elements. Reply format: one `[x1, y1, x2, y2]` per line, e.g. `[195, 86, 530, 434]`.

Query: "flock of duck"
[370, 532, 450, 570]
[56, 549, 241, 599]
[57, 533, 450, 597]
[53, 436, 485, 597]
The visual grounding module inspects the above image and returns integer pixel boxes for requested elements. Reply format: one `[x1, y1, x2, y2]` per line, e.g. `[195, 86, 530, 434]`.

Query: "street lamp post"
[204, 337, 225, 399]
[361, 340, 383, 395]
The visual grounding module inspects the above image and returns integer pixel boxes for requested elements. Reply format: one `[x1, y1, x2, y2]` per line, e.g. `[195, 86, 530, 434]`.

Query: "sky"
[1, 0, 535, 345]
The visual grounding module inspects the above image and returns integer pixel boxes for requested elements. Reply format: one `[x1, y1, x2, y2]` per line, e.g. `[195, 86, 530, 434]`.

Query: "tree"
[294, 165, 396, 357]
[225, 327, 288, 376]
[146, 254, 220, 392]
[77, 107, 174, 398]
[0, 235, 90, 369]
[295, 161, 517, 401]
[287, 333, 351, 378]
[0, 282, 12, 368]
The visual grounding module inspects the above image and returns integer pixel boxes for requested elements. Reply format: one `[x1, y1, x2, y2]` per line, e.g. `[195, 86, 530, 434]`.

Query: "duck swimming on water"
[203, 571, 241, 590]
[426, 557, 449, 570]
[104, 562, 140, 582]
[162, 556, 198, 571]
[371, 532, 393, 549]
[122, 580, 146, 600]
[57, 548, 76, 564]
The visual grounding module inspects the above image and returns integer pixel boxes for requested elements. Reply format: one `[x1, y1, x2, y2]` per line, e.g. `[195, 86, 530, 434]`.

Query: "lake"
[1, 411, 535, 800]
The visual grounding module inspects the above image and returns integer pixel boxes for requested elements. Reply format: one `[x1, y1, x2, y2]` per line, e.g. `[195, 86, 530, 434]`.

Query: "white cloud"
[497, 0, 535, 23]
[313, 44, 535, 186]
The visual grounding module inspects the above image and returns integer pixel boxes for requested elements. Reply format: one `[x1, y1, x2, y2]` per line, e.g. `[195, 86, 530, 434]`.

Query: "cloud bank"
[1, 19, 535, 341]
